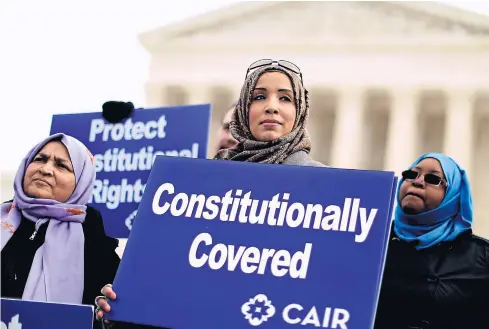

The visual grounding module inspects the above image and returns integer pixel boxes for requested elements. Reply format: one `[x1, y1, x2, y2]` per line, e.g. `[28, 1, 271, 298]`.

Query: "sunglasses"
[245, 59, 304, 85]
[401, 169, 448, 187]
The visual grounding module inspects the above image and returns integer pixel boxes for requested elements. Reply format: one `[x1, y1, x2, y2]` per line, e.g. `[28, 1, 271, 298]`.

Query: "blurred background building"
[139, 1, 489, 238]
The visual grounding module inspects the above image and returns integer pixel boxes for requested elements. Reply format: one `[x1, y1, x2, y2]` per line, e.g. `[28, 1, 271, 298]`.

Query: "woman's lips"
[260, 119, 281, 127]
[405, 191, 424, 200]
[33, 178, 52, 187]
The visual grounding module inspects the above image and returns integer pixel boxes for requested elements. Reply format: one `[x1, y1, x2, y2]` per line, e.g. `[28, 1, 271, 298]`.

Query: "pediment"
[140, 1, 489, 50]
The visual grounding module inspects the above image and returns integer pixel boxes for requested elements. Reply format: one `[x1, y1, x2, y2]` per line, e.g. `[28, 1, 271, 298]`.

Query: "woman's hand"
[95, 284, 117, 326]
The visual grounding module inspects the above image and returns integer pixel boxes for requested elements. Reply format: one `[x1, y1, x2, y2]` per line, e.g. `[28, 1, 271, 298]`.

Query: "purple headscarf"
[1, 133, 96, 304]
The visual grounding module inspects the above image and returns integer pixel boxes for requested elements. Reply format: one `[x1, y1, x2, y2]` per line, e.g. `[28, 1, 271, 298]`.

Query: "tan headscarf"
[214, 65, 312, 164]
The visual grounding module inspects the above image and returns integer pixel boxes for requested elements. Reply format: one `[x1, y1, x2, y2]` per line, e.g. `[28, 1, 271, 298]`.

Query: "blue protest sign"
[50, 104, 211, 238]
[1, 298, 94, 329]
[106, 157, 396, 329]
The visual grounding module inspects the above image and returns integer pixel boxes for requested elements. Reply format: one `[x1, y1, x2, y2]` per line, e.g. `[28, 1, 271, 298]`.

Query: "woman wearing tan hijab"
[95, 59, 326, 329]
[215, 59, 325, 167]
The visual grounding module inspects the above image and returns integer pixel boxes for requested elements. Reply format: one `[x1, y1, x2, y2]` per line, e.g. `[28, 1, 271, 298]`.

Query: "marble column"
[384, 88, 419, 176]
[187, 85, 210, 105]
[145, 83, 165, 107]
[330, 87, 365, 169]
[443, 88, 475, 178]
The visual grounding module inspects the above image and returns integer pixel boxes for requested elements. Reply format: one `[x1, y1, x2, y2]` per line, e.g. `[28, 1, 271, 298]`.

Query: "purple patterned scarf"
[1, 133, 96, 304]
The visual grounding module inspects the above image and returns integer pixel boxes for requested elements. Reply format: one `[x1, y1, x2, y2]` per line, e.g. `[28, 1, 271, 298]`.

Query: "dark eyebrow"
[37, 152, 73, 169]
[254, 87, 293, 93]
[56, 157, 74, 172]
[54, 156, 70, 165]
[413, 166, 442, 174]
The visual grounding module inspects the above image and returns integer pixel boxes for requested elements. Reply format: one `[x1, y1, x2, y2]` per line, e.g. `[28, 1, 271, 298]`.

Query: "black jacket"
[1, 204, 121, 329]
[375, 229, 489, 329]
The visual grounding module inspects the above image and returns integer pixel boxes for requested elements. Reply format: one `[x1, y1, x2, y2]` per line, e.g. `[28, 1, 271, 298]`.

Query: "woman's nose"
[412, 175, 425, 188]
[264, 97, 279, 114]
[39, 162, 54, 175]
[265, 107, 279, 114]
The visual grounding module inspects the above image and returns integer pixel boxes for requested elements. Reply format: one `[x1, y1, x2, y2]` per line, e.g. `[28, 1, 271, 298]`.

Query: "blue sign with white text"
[50, 105, 211, 238]
[107, 157, 397, 329]
[1, 298, 94, 329]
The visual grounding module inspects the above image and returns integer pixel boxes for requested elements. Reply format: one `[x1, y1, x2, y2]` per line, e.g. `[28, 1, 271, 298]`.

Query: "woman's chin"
[401, 200, 424, 215]
[255, 132, 282, 142]
[26, 189, 53, 200]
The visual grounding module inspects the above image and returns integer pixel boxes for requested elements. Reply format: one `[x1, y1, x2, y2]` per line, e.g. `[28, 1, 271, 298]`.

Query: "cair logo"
[241, 294, 351, 328]
[241, 294, 276, 326]
[1, 314, 22, 329]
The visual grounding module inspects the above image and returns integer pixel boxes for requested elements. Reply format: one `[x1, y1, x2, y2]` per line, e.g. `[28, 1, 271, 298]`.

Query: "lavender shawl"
[1, 133, 96, 304]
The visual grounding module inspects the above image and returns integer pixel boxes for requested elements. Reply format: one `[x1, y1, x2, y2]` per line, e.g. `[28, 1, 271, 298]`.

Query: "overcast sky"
[1, 0, 488, 174]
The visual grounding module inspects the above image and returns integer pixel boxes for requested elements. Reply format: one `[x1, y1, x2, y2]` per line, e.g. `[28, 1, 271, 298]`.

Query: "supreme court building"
[138, 1, 489, 238]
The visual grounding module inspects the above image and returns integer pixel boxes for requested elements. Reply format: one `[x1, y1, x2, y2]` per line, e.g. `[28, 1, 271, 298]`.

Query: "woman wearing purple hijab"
[1, 133, 120, 329]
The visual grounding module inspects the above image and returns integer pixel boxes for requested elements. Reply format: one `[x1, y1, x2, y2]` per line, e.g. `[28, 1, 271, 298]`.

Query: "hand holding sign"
[95, 284, 117, 322]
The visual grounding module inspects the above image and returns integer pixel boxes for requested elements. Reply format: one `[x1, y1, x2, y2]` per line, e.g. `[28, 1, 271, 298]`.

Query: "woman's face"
[248, 71, 297, 141]
[23, 141, 76, 202]
[215, 107, 238, 153]
[398, 158, 447, 215]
